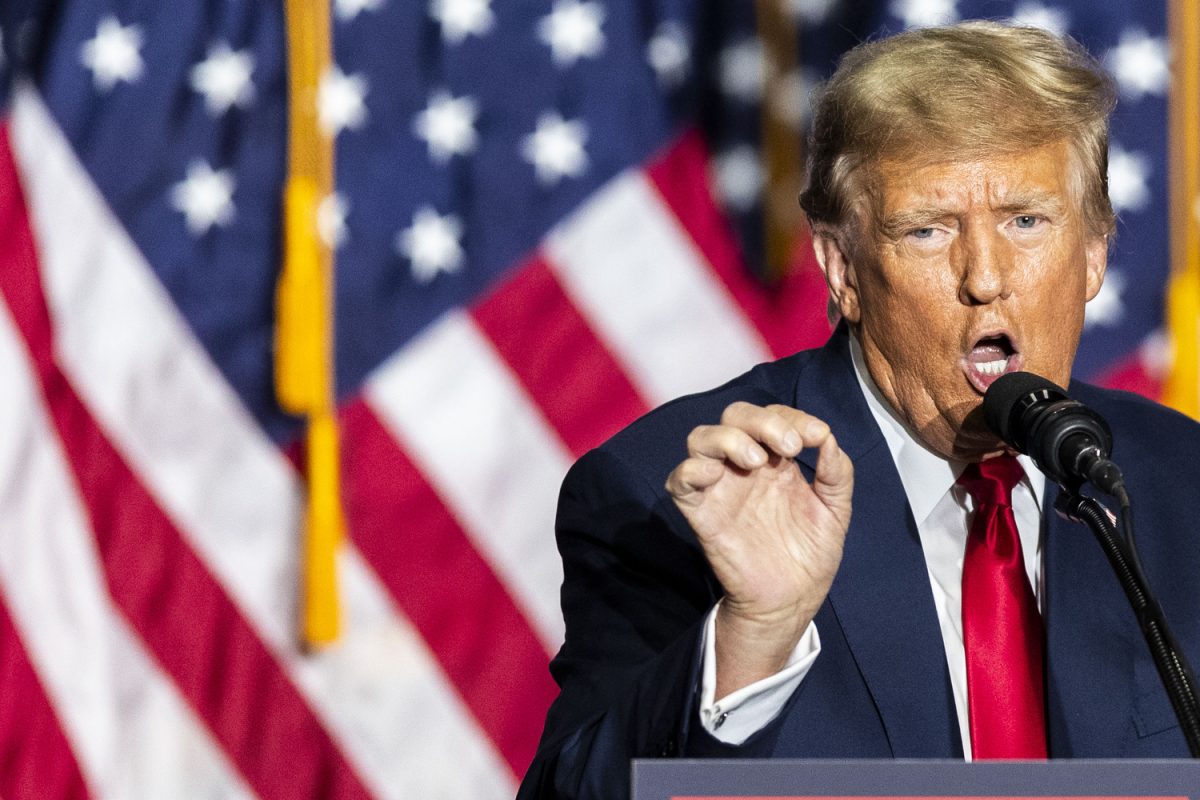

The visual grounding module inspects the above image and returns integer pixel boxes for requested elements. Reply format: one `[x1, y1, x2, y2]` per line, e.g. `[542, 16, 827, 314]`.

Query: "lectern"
[632, 759, 1200, 800]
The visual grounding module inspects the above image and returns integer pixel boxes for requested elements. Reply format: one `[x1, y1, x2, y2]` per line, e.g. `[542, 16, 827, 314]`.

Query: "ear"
[1083, 234, 1108, 302]
[812, 231, 862, 324]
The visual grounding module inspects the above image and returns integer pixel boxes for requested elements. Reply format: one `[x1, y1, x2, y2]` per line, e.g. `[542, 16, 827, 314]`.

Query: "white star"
[521, 112, 589, 185]
[335, 0, 385, 21]
[1009, 2, 1070, 36]
[1085, 268, 1124, 329]
[190, 42, 255, 116]
[414, 90, 479, 163]
[646, 21, 690, 88]
[539, 0, 606, 67]
[720, 38, 765, 103]
[396, 207, 464, 283]
[1139, 329, 1171, 378]
[170, 161, 236, 236]
[786, 0, 838, 24]
[318, 193, 349, 249]
[430, 0, 494, 44]
[318, 66, 368, 136]
[1106, 30, 1170, 99]
[1108, 144, 1151, 213]
[890, 0, 958, 29]
[80, 15, 144, 91]
[770, 68, 816, 129]
[711, 146, 763, 212]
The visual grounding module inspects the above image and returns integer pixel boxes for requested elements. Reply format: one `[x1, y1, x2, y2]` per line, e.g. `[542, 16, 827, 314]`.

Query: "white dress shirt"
[698, 336, 1046, 759]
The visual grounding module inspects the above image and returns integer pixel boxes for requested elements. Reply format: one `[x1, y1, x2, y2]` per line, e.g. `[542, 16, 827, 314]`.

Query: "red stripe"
[646, 129, 834, 358]
[1093, 350, 1163, 400]
[341, 399, 559, 779]
[473, 255, 650, 457]
[0, 598, 91, 800]
[0, 126, 373, 800]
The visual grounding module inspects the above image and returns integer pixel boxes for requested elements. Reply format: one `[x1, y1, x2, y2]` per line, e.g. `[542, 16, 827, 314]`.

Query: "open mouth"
[963, 332, 1022, 393]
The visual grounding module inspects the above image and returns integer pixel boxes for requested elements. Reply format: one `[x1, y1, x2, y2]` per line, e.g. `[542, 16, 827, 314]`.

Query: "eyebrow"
[879, 192, 1068, 238]
[993, 191, 1067, 216]
[878, 209, 955, 239]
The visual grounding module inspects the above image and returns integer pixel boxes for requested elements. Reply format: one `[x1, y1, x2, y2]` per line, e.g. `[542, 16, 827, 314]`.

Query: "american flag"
[0, 0, 1180, 797]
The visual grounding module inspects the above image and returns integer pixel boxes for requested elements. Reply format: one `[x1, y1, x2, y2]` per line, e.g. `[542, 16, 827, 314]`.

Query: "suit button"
[657, 737, 677, 757]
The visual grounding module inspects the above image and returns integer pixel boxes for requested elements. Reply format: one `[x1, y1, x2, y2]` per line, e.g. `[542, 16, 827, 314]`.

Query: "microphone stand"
[1055, 482, 1200, 757]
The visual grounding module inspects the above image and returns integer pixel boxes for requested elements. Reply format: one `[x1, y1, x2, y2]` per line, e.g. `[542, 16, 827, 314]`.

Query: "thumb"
[811, 433, 853, 525]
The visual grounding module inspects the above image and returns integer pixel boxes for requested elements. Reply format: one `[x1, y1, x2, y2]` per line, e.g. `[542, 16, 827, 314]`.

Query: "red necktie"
[958, 456, 1047, 759]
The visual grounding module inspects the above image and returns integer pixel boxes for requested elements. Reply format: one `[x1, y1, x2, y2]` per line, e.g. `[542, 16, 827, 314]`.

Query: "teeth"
[977, 359, 1007, 375]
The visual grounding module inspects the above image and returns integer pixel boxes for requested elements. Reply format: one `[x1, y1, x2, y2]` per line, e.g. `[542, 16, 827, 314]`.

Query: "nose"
[956, 223, 1013, 305]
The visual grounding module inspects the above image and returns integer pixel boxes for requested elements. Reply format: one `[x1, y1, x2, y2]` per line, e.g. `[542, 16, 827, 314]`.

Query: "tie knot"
[957, 455, 1024, 507]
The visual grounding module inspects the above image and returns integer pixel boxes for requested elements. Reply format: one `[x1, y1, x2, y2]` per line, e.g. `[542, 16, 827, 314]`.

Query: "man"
[519, 21, 1200, 799]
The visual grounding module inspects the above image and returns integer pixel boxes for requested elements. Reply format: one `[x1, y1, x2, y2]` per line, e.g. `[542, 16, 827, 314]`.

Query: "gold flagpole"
[756, 0, 805, 281]
[1163, 0, 1200, 416]
[279, 0, 344, 646]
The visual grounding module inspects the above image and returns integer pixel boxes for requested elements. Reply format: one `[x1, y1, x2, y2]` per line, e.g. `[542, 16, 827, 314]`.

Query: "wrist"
[713, 601, 812, 698]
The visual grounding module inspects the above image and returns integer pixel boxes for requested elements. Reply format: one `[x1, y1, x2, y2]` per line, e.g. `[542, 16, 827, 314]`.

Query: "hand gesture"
[665, 402, 853, 696]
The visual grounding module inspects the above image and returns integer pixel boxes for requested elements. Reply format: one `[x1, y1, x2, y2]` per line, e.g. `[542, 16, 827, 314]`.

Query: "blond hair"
[799, 21, 1117, 242]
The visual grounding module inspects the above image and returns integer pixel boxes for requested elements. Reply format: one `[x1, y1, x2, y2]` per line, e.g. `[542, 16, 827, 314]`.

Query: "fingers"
[716, 401, 833, 458]
[667, 402, 841, 504]
[686, 424, 770, 470]
[665, 457, 724, 504]
[812, 431, 854, 518]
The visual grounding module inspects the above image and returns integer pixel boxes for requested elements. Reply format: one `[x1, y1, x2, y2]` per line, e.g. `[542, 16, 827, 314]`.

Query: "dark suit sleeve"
[516, 448, 710, 796]
[517, 446, 720, 799]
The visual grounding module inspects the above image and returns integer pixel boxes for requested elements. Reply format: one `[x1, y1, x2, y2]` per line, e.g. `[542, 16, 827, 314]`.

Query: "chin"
[944, 403, 1003, 461]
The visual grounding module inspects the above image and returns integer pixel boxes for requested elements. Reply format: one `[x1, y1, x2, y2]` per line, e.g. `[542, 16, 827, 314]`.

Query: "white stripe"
[545, 169, 772, 404]
[366, 310, 568, 650]
[10, 85, 516, 798]
[0, 297, 255, 800]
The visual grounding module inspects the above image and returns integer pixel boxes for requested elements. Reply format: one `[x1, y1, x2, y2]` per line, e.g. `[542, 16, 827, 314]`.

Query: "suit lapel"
[793, 330, 961, 757]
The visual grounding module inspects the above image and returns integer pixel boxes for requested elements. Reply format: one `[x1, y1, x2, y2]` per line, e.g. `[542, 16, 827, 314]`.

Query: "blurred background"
[0, 0, 1194, 797]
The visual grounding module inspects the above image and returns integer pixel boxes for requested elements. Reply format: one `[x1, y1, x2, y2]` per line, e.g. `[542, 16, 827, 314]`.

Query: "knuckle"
[720, 401, 752, 424]
[686, 425, 710, 451]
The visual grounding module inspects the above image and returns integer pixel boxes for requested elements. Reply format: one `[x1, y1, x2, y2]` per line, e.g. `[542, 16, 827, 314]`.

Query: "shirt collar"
[847, 333, 1046, 526]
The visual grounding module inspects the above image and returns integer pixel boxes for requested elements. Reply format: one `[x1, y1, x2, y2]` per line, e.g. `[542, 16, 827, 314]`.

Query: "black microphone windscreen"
[983, 371, 1067, 443]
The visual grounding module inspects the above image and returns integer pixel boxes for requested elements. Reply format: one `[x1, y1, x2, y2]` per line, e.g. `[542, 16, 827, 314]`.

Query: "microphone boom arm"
[1055, 485, 1200, 757]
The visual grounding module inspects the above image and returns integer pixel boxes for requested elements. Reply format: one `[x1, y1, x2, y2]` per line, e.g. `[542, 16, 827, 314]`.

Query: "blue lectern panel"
[632, 759, 1200, 800]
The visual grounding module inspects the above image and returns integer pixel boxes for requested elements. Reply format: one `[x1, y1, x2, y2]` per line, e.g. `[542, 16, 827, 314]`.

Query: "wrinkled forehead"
[855, 139, 1085, 227]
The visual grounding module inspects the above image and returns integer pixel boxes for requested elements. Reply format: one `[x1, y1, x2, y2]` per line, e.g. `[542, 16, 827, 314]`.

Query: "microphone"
[983, 371, 1124, 494]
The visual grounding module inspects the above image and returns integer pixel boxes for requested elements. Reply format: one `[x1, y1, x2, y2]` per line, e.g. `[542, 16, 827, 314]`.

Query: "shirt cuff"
[697, 601, 821, 745]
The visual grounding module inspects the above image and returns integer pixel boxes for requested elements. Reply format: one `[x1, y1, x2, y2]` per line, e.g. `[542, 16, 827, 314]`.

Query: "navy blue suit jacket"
[518, 328, 1200, 799]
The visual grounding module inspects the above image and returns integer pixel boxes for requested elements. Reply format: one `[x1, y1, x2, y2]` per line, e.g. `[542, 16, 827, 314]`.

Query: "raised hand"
[665, 402, 853, 697]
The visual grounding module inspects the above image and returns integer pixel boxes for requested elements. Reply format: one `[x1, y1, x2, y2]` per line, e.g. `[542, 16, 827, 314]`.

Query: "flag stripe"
[8, 86, 520, 800]
[472, 254, 650, 457]
[645, 131, 835, 359]
[342, 399, 558, 780]
[366, 310, 569, 652]
[544, 167, 773, 406]
[0, 602, 90, 800]
[324, 548, 520, 800]
[0, 123, 373, 800]
[0, 217, 369, 800]
[0, 170, 256, 800]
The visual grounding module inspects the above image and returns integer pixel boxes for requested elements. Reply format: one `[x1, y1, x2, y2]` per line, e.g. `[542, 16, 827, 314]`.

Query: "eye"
[910, 227, 936, 239]
[1013, 215, 1040, 229]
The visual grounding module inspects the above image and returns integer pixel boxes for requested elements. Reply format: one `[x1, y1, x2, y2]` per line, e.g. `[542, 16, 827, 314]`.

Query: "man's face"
[822, 139, 1108, 461]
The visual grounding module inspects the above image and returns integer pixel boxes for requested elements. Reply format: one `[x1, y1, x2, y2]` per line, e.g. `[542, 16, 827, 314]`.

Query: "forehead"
[872, 139, 1077, 213]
